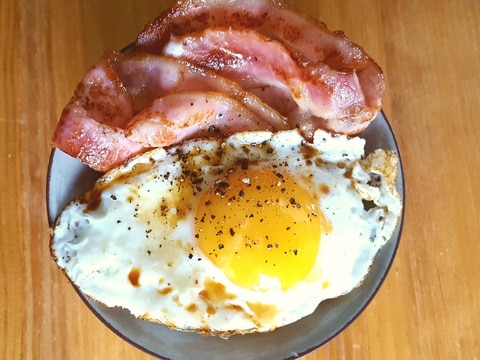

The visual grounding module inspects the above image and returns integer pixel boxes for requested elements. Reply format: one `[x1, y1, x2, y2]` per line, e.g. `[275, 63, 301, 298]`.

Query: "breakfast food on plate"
[162, 27, 375, 135]
[52, 0, 384, 172]
[52, 52, 289, 172]
[51, 129, 402, 337]
[50, 0, 401, 338]
[136, 0, 384, 134]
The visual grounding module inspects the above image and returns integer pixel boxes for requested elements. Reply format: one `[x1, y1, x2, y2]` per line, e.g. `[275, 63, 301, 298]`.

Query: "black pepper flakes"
[208, 125, 220, 133]
[216, 180, 230, 188]
[215, 188, 227, 197]
[192, 177, 204, 185]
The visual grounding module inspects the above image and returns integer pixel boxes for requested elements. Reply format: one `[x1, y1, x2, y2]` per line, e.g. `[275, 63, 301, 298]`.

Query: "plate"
[47, 110, 404, 360]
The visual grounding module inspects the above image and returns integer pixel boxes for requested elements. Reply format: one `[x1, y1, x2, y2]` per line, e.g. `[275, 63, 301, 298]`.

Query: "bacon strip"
[52, 53, 147, 172]
[125, 91, 274, 147]
[136, 0, 384, 134]
[112, 52, 288, 130]
[53, 104, 146, 172]
[163, 27, 368, 131]
[52, 51, 288, 171]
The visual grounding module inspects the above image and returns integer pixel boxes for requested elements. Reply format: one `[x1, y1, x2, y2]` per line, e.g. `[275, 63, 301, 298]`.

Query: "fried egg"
[50, 129, 402, 338]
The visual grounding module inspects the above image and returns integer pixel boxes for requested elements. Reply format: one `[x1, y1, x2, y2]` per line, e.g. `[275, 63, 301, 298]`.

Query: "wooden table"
[2, 0, 479, 359]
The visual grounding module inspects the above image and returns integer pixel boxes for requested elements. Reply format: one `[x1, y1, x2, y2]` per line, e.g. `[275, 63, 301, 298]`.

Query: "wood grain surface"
[1, 0, 479, 359]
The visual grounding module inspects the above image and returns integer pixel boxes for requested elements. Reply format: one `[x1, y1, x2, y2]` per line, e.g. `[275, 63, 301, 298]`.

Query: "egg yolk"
[195, 167, 321, 290]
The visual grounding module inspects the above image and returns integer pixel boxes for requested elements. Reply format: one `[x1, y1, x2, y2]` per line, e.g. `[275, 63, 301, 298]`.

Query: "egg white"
[51, 129, 402, 337]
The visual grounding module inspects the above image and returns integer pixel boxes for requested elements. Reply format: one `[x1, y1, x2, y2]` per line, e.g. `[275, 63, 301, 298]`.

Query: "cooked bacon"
[163, 27, 369, 133]
[52, 53, 147, 171]
[125, 91, 273, 147]
[53, 103, 146, 172]
[53, 0, 386, 171]
[136, 0, 384, 134]
[66, 53, 134, 128]
[112, 52, 288, 130]
[52, 51, 288, 171]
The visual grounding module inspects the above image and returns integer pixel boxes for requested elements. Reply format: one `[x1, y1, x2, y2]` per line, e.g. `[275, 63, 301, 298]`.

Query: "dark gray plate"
[47, 110, 405, 360]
